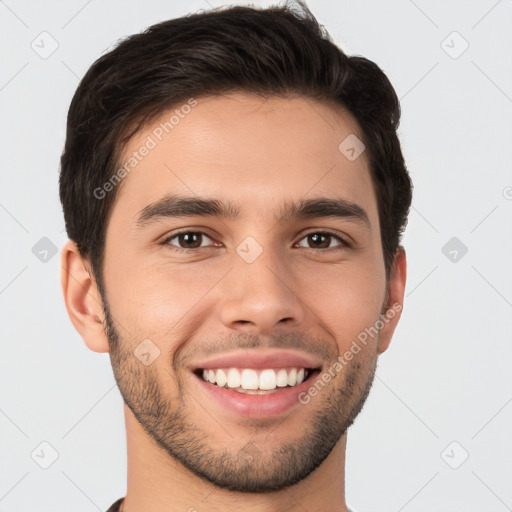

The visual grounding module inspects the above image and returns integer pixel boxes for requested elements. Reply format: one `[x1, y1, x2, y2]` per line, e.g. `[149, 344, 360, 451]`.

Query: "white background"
[1, 1, 511, 511]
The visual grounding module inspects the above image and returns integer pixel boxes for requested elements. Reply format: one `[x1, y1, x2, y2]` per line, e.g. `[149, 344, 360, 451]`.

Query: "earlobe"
[60, 240, 110, 353]
[377, 246, 407, 355]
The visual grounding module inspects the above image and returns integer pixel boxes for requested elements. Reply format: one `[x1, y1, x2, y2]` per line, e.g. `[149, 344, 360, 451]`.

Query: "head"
[60, 1, 411, 494]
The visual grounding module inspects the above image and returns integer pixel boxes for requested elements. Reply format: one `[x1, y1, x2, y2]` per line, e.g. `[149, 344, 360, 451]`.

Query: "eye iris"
[179, 232, 202, 248]
[309, 233, 330, 249]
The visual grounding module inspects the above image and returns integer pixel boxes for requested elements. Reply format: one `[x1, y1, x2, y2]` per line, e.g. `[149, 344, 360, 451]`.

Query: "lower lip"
[193, 370, 320, 418]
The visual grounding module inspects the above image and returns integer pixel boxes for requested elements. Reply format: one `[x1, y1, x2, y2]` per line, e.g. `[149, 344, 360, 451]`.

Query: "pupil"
[180, 232, 201, 248]
[310, 233, 329, 248]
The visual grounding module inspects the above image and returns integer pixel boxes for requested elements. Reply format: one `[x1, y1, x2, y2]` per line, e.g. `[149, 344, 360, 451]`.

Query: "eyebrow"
[136, 194, 370, 230]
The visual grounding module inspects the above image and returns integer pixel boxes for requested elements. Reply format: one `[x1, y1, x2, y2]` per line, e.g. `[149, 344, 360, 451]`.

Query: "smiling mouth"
[193, 367, 321, 395]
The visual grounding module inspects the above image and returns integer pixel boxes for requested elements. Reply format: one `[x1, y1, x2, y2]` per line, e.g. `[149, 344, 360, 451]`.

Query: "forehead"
[110, 92, 378, 227]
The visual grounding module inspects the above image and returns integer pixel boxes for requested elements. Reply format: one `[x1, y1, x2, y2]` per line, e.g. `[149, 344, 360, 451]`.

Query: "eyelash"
[160, 229, 352, 253]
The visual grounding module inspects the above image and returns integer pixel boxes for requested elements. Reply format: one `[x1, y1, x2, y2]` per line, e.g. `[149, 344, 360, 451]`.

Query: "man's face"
[99, 92, 394, 492]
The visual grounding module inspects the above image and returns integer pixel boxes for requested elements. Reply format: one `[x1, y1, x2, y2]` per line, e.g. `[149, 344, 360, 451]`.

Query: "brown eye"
[308, 233, 331, 249]
[165, 231, 213, 250]
[296, 232, 348, 250]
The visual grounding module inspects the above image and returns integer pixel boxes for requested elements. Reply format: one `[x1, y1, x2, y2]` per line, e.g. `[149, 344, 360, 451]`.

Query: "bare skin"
[61, 92, 407, 512]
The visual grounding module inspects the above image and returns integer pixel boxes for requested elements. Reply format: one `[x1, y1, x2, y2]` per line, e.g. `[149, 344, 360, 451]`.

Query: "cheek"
[104, 255, 226, 334]
[306, 261, 385, 351]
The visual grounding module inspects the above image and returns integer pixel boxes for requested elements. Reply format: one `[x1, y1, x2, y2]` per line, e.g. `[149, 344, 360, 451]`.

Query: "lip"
[193, 368, 321, 418]
[189, 349, 323, 372]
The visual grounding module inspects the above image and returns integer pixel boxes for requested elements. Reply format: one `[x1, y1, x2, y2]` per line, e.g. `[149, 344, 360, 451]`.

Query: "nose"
[219, 247, 306, 335]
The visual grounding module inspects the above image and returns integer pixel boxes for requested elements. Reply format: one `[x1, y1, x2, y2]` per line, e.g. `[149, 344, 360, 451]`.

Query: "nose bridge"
[218, 238, 305, 334]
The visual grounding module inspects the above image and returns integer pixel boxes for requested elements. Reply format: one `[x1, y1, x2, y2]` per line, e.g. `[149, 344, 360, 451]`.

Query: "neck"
[120, 405, 348, 512]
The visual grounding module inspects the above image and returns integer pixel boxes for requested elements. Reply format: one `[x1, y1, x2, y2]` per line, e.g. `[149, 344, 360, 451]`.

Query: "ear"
[60, 240, 110, 353]
[377, 246, 407, 355]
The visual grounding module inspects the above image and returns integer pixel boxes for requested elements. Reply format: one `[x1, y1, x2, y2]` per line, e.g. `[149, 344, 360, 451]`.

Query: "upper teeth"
[201, 367, 308, 390]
